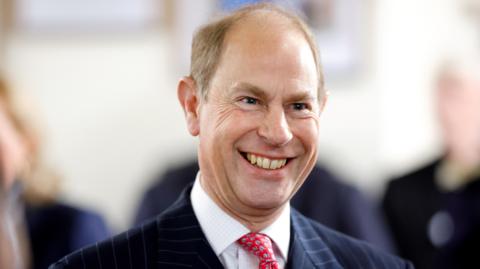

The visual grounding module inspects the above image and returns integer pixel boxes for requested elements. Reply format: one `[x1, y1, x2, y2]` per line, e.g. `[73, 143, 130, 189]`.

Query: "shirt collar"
[260, 198, 290, 260]
[190, 172, 290, 260]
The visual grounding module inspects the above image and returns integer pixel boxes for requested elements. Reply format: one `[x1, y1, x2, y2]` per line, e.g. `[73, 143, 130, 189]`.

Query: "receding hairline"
[190, 3, 324, 100]
[227, 10, 324, 97]
[228, 7, 302, 30]
[223, 5, 321, 65]
[223, 9, 312, 49]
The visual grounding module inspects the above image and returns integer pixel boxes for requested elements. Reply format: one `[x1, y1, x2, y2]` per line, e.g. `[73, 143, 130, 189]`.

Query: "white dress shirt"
[191, 173, 290, 269]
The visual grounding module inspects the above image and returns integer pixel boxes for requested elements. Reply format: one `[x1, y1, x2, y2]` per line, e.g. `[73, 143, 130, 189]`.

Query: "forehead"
[212, 14, 318, 95]
[225, 12, 306, 56]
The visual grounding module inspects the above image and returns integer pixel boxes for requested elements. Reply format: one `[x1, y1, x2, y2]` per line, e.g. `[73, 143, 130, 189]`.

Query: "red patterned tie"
[237, 232, 279, 269]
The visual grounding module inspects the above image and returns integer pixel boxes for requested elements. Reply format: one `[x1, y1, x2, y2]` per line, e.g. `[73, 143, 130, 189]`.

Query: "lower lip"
[239, 152, 289, 180]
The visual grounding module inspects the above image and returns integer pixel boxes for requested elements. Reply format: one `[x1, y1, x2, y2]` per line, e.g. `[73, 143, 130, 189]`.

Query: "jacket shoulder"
[294, 212, 414, 269]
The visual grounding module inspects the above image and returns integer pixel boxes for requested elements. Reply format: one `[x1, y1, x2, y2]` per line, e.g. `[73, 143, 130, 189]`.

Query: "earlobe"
[177, 76, 200, 136]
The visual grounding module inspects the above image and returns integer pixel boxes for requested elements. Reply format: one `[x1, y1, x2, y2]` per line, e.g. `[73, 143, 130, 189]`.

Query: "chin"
[232, 173, 295, 210]
[240, 192, 288, 210]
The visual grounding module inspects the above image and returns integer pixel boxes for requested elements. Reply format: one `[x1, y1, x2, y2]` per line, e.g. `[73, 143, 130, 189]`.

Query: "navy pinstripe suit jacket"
[49, 186, 414, 269]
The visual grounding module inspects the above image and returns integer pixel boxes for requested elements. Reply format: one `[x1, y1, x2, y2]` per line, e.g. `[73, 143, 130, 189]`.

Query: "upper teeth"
[246, 153, 287, 170]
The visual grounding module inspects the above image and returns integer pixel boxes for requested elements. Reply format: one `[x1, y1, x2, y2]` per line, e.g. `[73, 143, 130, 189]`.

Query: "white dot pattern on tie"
[237, 233, 279, 269]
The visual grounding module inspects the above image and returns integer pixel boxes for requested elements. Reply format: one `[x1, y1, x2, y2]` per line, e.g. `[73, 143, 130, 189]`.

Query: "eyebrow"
[288, 92, 317, 102]
[230, 82, 269, 100]
[230, 82, 317, 102]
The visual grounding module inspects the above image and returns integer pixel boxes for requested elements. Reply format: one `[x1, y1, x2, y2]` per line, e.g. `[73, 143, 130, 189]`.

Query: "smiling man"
[50, 4, 413, 269]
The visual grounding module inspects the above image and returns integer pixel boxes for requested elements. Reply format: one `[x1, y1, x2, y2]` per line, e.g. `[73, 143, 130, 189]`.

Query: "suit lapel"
[156, 187, 345, 269]
[287, 209, 343, 269]
[155, 187, 223, 269]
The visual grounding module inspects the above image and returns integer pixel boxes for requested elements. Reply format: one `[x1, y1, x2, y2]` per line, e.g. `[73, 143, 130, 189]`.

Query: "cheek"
[292, 118, 320, 148]
[199, 107, 248, 164]
[212, 107, 261, 139]
[209, 105, 240, 135]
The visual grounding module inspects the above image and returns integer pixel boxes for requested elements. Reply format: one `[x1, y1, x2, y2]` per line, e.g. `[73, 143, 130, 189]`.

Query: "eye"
[292, 103, 309, 111]
[240, 97, 258, 105]
[235, 96, 262, 111]
[288, 102, 316, 118]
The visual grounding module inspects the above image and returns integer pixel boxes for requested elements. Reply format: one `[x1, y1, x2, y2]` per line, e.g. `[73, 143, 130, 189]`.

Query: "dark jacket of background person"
[383, 158, 480, 269]
[5, 182, 111, 269]
[25, 197, 110, 269]
[134, 160, 395, 253]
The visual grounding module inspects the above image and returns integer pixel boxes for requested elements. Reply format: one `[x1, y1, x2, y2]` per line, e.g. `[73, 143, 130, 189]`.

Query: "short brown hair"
[190, 3, 325, 100]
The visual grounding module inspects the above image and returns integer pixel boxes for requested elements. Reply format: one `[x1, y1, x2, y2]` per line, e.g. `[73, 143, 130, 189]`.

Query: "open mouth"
[240, 152, 290, 170]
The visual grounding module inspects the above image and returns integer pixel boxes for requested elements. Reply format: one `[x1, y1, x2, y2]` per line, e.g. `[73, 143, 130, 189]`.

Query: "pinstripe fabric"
[50, 185, 414, 269]
[287, 210, 342, 269]
[288, 209, 415, 269]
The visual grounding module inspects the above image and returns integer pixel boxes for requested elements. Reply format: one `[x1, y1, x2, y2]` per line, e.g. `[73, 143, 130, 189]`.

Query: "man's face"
[193, 20, 324, 218]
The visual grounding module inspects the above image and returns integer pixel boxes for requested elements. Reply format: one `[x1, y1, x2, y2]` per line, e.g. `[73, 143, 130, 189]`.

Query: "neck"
[199, 176, 285, 232]
[232, 205, 285, 232]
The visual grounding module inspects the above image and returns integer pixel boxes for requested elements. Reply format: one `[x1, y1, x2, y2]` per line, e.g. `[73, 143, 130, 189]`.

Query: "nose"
[257, 108, 293, 147]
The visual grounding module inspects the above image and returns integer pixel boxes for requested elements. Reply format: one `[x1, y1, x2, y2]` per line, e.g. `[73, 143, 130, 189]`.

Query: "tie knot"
[237, 232, 279, 269]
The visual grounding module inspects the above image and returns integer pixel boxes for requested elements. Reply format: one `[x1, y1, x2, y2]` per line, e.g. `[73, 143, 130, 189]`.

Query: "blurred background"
[0, 0, 479, 232]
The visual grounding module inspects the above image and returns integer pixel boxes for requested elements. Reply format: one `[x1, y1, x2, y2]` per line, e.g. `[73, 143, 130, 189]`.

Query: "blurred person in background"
[0, 80, 30, 269]
[0, 77, 111, 269]
[382, 59, 480, 269]
[133, 160, 396, 253]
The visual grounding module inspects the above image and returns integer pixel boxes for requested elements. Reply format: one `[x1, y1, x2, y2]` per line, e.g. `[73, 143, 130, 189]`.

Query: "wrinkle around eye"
[213, 102, 239, 131]
[288, 106, 320, 120]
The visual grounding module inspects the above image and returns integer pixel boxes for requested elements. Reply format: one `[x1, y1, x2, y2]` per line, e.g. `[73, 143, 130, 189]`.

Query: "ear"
[319, 90, 329, 113]
[177, 76, 200, 136]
